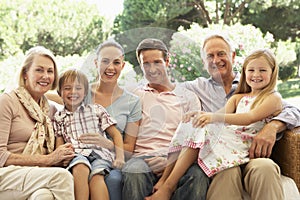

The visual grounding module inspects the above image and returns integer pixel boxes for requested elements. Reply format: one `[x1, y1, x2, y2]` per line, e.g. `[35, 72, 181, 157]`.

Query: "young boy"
[53, 69, 124, 200]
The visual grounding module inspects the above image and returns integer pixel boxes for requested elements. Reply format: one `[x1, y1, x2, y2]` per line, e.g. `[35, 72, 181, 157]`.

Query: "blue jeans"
[105, 169, 122, 200]
[122, 157, 209, 200]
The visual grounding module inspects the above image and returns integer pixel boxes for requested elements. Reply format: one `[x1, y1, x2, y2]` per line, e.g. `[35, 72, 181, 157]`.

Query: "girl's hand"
[182, 111, 200, 123]
[192, 112, 213, 128]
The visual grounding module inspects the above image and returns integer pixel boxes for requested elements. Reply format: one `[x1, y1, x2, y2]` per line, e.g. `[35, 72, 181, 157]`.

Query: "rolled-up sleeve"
[271, 101, 300, 130]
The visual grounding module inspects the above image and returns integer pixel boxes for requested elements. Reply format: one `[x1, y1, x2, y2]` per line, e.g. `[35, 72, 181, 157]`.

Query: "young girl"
[146, 49, 282, 200]
[53, 69, 124, 200]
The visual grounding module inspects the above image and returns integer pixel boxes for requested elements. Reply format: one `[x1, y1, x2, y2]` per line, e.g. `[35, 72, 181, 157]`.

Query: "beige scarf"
[15, 87, 55, 155]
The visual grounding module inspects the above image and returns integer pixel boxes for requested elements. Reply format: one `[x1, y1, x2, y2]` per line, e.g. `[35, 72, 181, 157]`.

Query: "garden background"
[0, 0, 299, 108]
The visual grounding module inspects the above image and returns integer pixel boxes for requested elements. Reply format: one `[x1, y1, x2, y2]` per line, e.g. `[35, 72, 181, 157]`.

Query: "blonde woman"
[0, 46, 75, 200]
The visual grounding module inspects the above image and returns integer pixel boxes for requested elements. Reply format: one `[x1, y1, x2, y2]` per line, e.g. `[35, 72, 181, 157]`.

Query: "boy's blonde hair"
[19, 46, 58, 90]
[235, 49, 279, 108]
[57, 69, 90, 103]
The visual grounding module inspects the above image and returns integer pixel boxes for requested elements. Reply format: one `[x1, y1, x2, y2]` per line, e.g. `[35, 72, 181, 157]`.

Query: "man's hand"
[144, 157, 167, 176]
[113, 157, 125, 169]
[249, 121, 285, 158]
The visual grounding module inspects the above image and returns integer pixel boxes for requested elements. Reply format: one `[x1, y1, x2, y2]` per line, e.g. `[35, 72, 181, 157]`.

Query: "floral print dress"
[169, 96, 270, 177]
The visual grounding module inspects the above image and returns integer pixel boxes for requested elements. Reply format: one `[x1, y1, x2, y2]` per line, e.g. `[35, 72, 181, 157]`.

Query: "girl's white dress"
[169, 96, 270, 177]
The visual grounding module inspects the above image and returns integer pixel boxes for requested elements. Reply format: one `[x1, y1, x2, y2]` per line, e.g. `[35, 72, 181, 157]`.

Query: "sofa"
[272, 127, 300, 191]
[48, 99, 299, 199]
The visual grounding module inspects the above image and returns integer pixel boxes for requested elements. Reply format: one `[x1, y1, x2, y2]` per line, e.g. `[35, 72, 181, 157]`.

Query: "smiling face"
[245, 56, 273, 93]
[139, 49, 169, 86]
[60, 79, 86, 112]
[24, 55, 55, 102]
[96, 46, 124, 84]
[202, 37, 235, 82]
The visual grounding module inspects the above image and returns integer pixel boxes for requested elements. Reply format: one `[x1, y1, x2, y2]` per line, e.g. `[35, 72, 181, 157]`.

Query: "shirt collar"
[61, 103, 85, 115]
[208, 71, 240, 85]
[143, 83, 177, 96]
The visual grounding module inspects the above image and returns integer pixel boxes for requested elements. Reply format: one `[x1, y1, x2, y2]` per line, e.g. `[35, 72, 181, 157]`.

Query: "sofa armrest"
[271, 127, 300, 191]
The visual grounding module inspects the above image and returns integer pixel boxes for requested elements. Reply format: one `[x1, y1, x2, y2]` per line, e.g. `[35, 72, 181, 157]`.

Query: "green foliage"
[0, 0, 105, 59]
[242, 1, 300, 41]
[277, 78, 300, 99]
[113, 0, 197, 71]
[278, 65, 297, 82]
[114, 0, 194, 31]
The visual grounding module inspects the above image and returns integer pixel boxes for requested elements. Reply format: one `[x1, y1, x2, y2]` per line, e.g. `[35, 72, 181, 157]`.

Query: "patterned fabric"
[53, 103, 117, 163]
[170, 96, 270, 177]
[14, 87, 55, 155]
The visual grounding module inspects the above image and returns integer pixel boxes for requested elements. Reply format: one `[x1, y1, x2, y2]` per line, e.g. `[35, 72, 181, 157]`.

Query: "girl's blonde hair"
[18, 46, 58, 90]
[235, 49, 279, 109]
[57, 69, 90, 104]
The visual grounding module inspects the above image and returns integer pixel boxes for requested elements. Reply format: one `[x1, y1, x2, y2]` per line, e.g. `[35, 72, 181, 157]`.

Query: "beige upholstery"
[272, 127, 300, 191]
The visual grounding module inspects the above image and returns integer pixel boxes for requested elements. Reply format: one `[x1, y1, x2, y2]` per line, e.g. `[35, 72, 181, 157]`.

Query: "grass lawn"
[278, 78, 300, 108]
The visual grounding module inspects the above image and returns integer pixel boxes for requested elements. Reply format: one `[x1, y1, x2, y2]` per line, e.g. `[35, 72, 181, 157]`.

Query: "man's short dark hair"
[136, 38, 169, 63]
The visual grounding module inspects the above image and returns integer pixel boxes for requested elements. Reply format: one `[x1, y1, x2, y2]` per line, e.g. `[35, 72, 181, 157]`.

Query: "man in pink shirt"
[122, 38, 208, 200]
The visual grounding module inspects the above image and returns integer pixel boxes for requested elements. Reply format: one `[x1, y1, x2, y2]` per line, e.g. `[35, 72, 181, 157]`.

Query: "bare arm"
[106, 125, 125, 169]
[152, 152, 180, 192]
[220, 93, 282, 125]
[123, 120, 140, 159]
[195, 93, 282, 127]
[55, 136, 65, 149]
[4, 143, 74, 167]
[184, 94, 238, 123]
[145, 148, 199, 199]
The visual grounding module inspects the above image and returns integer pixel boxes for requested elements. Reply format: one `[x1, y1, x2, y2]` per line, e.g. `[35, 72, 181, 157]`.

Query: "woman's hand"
[50, 143, 74, 167]
[79, 133, 114, 150]
[113, 157, 125, 169]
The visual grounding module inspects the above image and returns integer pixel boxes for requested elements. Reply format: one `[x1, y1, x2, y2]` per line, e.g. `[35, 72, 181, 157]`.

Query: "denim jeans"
[122, 157, 209, 200]
[105, 169, 122, 200]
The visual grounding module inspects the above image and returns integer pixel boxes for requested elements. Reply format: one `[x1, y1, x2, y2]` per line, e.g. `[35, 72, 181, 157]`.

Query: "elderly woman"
[0, 46, 75, 200]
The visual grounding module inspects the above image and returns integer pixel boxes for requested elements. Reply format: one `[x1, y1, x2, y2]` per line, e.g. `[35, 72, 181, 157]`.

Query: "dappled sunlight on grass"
[278, 79, 300, 98]
[278, 78, 300, 108]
